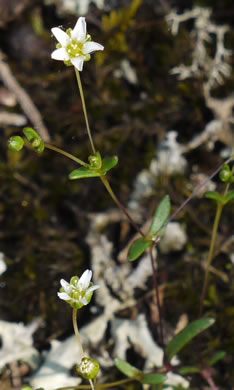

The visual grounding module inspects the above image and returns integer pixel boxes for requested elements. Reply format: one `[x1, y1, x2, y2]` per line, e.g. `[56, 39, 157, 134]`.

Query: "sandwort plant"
[8, 16, 234, 390]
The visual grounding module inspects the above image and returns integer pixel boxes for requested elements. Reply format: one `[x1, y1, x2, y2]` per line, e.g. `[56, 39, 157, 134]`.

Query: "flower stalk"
[45, 143, 89, 167]
[75, 69, 96, 154]
[199, 182, 230, 316]
[73, 308, 84, 356]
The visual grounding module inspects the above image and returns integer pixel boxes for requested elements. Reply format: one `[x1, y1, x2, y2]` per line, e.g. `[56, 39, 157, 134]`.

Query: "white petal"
[51, 48, 69, 61]
[60, 279, 70, 289]
[78, 269, 92, 290]
[60, 279, 72, 294]
[86, 285, 100, 295]
[51, 27, 70, 46]
[71, 17, 86, 41]
[80, 297, 88, 305]
[57, 292, 70, 301]
[70, 57, 85, 71]
[84, 41, 104, 54]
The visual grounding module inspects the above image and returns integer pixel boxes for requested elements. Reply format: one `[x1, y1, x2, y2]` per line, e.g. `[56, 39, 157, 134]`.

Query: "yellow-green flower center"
[66, 40, 85, 58]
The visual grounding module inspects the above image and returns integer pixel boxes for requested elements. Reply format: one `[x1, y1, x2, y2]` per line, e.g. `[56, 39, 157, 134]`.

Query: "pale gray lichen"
[166, 7, 232, 89]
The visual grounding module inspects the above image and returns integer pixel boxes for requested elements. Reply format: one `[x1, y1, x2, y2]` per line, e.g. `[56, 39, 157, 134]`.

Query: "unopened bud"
[8, 136, 24, 152]
[219, 165, 232, 183]
[77, 357, 99, 380]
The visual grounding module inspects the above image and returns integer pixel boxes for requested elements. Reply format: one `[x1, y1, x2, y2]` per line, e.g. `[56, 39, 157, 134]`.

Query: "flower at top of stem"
[51, 17, 104, 71]
[57, 269, 99, 309]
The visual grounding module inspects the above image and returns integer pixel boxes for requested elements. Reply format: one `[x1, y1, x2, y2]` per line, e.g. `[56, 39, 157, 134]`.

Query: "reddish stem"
[149, 246, 164, 347]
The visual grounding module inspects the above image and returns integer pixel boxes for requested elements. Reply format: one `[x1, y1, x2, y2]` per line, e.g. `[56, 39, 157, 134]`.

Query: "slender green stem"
[89, 380, 95, 390]
[200, 183, 230, 316]
[170, 155, 233, 223]
[73, 308, 84, 356]
[97, 377, 134, 388]
[75, 69, 96, 154]
[100, 175, 144, 237]
[45, 143, 89, 167]
[75, 65, 143, 236]
[55, 377, 134, 390]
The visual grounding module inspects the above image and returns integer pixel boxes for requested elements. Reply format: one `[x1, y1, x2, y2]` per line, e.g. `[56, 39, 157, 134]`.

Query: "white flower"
[51, 17, 104, 71]
[57, 269, 99, 309]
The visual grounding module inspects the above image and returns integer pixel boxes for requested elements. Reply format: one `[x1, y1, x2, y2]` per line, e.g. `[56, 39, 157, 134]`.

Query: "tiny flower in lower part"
[57, 269, 99, 309]
[51, 17, 104, 71]
[77, 357, 100, 380]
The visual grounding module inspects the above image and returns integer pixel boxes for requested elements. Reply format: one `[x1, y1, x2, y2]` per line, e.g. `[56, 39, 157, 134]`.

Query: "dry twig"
[0, 50, 50, 141]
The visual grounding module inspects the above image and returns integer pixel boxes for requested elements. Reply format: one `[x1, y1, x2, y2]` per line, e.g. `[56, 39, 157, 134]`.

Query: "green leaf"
[23, 127, 44, 153]
[208, 351, 226, 366]
[149, 195, 171, 236]
[114, 359, 142, 379]
[224, 190, 234, 204]
[165, 318, 215, 362]
[205, 191, 224, 204]
[101, 156, 118, 174]
[128, 238, 152, 261]
[8, 136, 24, 151]
[69, 167, 101, 180]
[178, 366, 200, 374]
[142, 373, 166, 384]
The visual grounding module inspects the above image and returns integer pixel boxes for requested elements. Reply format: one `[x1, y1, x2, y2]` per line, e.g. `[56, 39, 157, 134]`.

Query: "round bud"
[77, 357, 99, 380]
[21, 387, 34, 390]
[219, 165, 232, 183]
[8, 136, 24, 152]
[88, 152, 102, 169]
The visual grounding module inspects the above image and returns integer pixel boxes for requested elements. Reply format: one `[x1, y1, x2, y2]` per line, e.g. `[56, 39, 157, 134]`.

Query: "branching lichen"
[166, 7, 232, 89]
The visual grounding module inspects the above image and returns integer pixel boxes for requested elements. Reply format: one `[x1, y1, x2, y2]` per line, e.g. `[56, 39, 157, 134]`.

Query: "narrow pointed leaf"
[101, 156, 118, 174]
[224, 190, 234, 204]
[149, 195, 171, 235]
[165, 318, 215, 361]
[128, 238, 152, 261]
[142, 373, 166, 384]
[205, 191, 224, 204]
[114, 359, 142, 379]
[179, 366, 200, 374]
[8, 136, 24, 151]
[208, 351, 226, 366]
[69, 167, 100, 180]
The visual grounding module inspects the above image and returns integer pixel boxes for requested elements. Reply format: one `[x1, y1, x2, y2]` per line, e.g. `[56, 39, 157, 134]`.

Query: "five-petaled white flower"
[57, 269, 99, 309]
[51, 17, 104, 71]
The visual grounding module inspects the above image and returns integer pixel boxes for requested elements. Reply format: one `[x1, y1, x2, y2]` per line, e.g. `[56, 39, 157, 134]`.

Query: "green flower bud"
[88, 152, 102, 169]
[8, 136, 24, 152]
[219, 165, 232, 183]
[21, 387, 35, 390]
[77, 357, 99, 380]
[23, 127, 44, 153]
